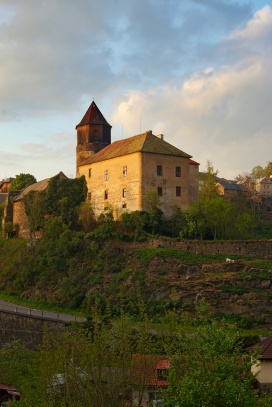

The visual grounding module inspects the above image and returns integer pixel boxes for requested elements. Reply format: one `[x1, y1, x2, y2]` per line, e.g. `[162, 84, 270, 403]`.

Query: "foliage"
[144, 191, 163, 234]
[9, 173, 37, 191]
[119, 210, 148, 241]
[45, 173, 87, 226]
[164, 317, 258, 407]
[78, 200, 96, 233]
[24, 190, 46, 238]
[199, 160, 218, 200]
[85, 210, 115, 241]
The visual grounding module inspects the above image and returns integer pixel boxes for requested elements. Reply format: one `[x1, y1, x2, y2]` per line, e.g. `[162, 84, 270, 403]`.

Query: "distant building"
[255, 176, 272, 197]
[77, 101, 199, 219]
[130, 354, 170, 407]
[215, 177, 247, 198]
[0, 177, 14, 193]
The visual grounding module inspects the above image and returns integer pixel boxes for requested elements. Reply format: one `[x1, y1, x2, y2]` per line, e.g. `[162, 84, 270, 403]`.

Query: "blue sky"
[0, 0, 271, 181]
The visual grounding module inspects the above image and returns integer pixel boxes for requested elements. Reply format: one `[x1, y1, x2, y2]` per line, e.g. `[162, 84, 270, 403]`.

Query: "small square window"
[157, 165, 163, 176]
[176, 167, 181, 177]
[122, 203, 127, 209]
[176, 186, 181, 197]
[88, 168, 92, 178]
[157, 187, 163, 196]
[123, 166, 127, 177]
[104, 170, 108, 181]
[104, 190, 108, 200]
[122, 188, 127, 198]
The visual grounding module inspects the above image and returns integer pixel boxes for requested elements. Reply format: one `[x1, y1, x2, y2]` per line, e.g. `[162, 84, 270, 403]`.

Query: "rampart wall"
[119, 238, 272, 259]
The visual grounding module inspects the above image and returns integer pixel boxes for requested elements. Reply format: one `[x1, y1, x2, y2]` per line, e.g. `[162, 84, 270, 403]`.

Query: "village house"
[2, 172, 67, 239]
[255, 176, 272, 197]
[246, 336, 272, 393]
[215, 177, 247, 199]
[77, 101, 199, 219]
[130, 354, 170, 407]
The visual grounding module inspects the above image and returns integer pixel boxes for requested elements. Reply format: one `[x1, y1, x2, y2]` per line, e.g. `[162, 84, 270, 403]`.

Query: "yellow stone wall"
[141, 153, 190, 216]
[78, 152, 143, 219]
[79, 151, 197, 219]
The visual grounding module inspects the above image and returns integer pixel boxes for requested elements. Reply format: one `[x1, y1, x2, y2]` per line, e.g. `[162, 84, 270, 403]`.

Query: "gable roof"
[76, 101, 111, 129]
[215, 177, 247, 192]
[13, 172, 67, 202]
[80, 130, 191, 166]
[130, 354, 170, 387]
[246, 336, 272, 360]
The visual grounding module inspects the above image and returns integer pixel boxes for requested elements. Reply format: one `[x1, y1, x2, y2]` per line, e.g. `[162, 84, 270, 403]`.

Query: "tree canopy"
[10, 173, 37, 191]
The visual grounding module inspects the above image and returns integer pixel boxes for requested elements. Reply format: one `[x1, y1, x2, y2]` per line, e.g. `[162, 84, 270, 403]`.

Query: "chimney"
[156, 134, 164, 140]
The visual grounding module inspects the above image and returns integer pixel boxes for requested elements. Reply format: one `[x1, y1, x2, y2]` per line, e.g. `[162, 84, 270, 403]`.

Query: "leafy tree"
[24, 190, 46, 238]
[264, 161, 272, 177]
[144, 191, 163, 234]
[186, 200, 207, 240]
[86, 210, 115, 241]
[199, 160, 218, 200]
[164, 318, 258, 407]
[45, 173, 87, 226]
[9, 173, 37, 191]
[251, 165, 265, 179]
[119, 210, 148, 241]
[202, 195, 234, 240]
[78, 200, 96, 233]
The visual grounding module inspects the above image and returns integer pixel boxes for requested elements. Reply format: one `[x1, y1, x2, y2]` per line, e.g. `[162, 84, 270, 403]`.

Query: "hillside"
[1, 235, 272, 328]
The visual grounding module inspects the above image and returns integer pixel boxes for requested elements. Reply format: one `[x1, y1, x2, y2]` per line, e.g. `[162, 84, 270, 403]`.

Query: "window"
[157, 369, 168, 380]
[104, 190, 108, 200]
[176, 186, 181, 197]
[122, 188, 127, 198]
[123, 166, 127, 177]
[176, 166, 181, 177]
[87, 192, 91, 201]
[157, 165, 163, 176]
[88, 168, 92, 178]
[104, 170, 108, 181]
[122, 203, 127, 209]
[157, 187, 163, 196]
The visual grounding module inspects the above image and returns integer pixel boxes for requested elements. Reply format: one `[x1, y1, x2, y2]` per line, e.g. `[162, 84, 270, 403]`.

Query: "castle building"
[77, 102, 199, 219]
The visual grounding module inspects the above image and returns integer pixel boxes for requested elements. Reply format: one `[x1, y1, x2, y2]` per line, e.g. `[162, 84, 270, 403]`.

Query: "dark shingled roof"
[80, 130, 191, 166]
[246, 337, 272, 360]
[216, 177, 247, 192]
[76, 101, 111, 129]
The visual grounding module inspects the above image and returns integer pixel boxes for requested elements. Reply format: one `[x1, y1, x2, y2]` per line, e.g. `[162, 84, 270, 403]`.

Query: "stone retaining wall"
[118, 238, 272, 258]
[0, 310, 65, 348]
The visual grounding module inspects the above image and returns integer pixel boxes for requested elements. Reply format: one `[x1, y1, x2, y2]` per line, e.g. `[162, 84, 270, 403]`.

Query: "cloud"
[0, 0, 254, 119]
[110, 5, 272, 178]
[0, 1, 270, 180]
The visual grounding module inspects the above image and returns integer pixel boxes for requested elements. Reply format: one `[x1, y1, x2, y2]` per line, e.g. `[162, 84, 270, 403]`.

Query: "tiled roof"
[130, 354, 169, 387]
[80, 131, 191, 166]
[246, 336, 272, 360]
[13, 172, 68, 202]
[76, 101, 111, 129]
[189, 159, 200, 166]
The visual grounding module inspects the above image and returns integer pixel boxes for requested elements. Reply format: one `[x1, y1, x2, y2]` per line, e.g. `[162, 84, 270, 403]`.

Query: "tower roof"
[76, 101, 112, 129]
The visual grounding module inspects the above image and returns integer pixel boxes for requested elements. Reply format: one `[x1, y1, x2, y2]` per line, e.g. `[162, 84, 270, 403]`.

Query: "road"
[0, 299, 86, 323]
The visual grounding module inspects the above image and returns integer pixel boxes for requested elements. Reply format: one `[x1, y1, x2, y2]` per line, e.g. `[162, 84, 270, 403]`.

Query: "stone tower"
[76, 101, 112, 175]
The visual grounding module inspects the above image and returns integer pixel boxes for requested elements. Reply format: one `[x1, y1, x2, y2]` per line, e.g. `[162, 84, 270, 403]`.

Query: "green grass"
[136, 248, 245, 265]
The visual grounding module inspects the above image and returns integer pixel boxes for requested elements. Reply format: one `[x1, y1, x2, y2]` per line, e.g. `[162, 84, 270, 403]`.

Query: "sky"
[0, 0, 271, 182]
